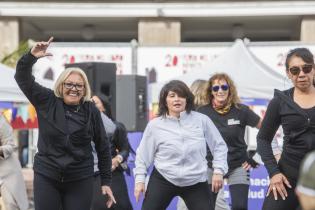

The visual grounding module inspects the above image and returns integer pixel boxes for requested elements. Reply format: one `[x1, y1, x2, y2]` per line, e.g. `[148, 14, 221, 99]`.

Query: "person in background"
[190, 79, 208, 108]
[257, 48, 315, 210]
[134, 80, 228, 210]
[92, 95, 133, 210]
[90, 95, 117, 210]
[198, 73, 261, 210]
[177, 79, 230, 210]
[0, 114, 29, 210]
[296, 151, 315, 210]
[15, 37, 115, 210]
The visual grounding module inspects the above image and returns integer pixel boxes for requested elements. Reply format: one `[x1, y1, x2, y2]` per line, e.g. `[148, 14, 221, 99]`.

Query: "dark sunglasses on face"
[212, 84, 229, 92]
[289, 64, 313, 76]
[63, 82, 85, 91]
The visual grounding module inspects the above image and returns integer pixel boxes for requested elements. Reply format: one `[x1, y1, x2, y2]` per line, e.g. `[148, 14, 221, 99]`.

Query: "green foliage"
[1, 40, 30, 68]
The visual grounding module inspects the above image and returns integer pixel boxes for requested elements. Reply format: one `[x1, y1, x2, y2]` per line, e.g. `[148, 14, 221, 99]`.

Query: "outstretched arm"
[15, 37, 54, 108]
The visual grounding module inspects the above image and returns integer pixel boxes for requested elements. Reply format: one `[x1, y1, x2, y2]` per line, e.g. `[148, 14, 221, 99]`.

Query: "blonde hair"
[190, 79, 208, 107]
[54, 67, 92, 102]
[206, 73, 241, 106]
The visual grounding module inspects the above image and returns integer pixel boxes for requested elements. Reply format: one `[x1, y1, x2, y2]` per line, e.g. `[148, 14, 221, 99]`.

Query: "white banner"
[33, 44, 132, 81]
[250, 44, 315, 76]
[137, 46, 228, 82]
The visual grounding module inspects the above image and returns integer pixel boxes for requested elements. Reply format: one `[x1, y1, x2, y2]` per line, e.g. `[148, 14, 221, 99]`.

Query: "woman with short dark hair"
[134, 80, 228, 210]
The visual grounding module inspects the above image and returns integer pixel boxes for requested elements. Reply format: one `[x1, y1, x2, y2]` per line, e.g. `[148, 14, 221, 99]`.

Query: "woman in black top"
[198, 73, 261, 210]
[15, 37, 115, 210]
[257, 48, 315, 210]
[91, 95, 133, 210]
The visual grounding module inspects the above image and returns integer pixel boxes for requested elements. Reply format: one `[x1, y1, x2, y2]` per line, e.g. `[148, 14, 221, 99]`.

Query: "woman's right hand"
[134, 182, 145, 202]
[267, 173, 292, 200]
[30, 37, 54, 58]
[211, 173, 223, 193]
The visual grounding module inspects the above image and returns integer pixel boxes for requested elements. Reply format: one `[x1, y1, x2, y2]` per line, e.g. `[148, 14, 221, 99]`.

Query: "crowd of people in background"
[0, 36, 315, 210]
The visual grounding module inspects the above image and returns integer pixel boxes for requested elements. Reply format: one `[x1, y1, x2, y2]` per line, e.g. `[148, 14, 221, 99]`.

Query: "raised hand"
[30, 37, 54, 58]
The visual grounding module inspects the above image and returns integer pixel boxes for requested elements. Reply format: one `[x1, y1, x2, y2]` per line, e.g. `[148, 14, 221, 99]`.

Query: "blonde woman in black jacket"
[15, 37, 115, 210]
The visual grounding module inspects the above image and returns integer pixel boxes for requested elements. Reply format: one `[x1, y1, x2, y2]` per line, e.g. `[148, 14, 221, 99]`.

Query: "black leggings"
[229, 184, 249, 210]
[142, 168, 212, 210]
[262, 158, 301, 210]
[34, 172, 94, 210]
[262, 184, 300, 210]
[209, 184, 249, 210]
[92, 170, 133, 210]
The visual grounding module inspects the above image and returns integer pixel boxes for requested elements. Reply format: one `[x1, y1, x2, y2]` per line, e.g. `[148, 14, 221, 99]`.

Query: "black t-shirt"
[198, 104, 260, 170]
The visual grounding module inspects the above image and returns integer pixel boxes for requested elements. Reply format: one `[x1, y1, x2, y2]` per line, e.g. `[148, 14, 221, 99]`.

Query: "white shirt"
[134, 111, 228, 187]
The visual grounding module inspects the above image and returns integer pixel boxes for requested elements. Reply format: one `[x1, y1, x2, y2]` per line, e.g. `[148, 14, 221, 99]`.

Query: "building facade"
[1, 0, 315, 59]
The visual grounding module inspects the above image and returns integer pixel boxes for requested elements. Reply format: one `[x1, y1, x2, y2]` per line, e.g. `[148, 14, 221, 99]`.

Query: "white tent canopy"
[175, 39, 291, 99]
[0, 63, 53, 102]
[149, 39, 291, 102]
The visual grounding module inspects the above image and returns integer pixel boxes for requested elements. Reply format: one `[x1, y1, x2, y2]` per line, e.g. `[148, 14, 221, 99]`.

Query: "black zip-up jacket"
[257, 88, 315, 180]
[15, 52, 112, 186]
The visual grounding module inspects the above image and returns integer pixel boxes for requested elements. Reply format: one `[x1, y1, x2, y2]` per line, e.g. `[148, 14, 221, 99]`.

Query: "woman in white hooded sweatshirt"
[134, 80, 228, 210]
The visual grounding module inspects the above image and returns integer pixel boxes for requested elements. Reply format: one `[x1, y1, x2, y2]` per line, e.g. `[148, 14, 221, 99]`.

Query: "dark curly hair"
[158, 80, 195, 116]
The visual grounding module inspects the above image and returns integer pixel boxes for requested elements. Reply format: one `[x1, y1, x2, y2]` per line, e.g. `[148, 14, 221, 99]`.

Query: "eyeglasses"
[212, 84, 229, 92]
[63, 82, 85, 91]
[289, 64, 313, 76]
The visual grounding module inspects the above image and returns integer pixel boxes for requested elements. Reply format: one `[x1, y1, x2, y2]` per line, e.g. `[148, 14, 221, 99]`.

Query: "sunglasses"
[289, 64, 313, 76]
[212, 84, 229, 92]
[63, 82, 85, 91]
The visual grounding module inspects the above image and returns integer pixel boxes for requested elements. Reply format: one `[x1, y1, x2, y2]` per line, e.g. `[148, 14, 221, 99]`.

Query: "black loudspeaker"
[116, 75, 148, 132]
[65, 62, 117, 118]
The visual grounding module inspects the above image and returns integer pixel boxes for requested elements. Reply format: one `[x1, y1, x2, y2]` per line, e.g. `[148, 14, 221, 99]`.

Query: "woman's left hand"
[102, 185, 116, 208]
[211, 173, 223, 193]
[111, 155, 123, 171]
[242, 161, 252, 171]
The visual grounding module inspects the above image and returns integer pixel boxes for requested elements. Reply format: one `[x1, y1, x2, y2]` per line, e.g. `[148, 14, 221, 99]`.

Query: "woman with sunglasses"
[134, 80, 228, 210]
[14, 37, 115, 210]
[198, 73, 261, 210]
[257, 48, 315, 210]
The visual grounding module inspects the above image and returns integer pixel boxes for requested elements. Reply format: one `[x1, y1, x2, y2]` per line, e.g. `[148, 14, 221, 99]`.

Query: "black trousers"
[92, 170, 133, 210]
[142, 168, 212, 210]
[262, 184, 300, 210]
[262, 159, 301, 210]
[34, 172, 94, 210]
[209, 184, 249, 210]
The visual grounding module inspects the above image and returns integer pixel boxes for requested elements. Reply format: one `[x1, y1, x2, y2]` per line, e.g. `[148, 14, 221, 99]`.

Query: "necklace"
[73, 105, 80, 112]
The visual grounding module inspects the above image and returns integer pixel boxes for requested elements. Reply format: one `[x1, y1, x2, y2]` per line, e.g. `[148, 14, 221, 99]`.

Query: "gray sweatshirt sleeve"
[134, 122, 156, 184]
[101, 112, 116, 136]
[203, 116, 228, 175]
